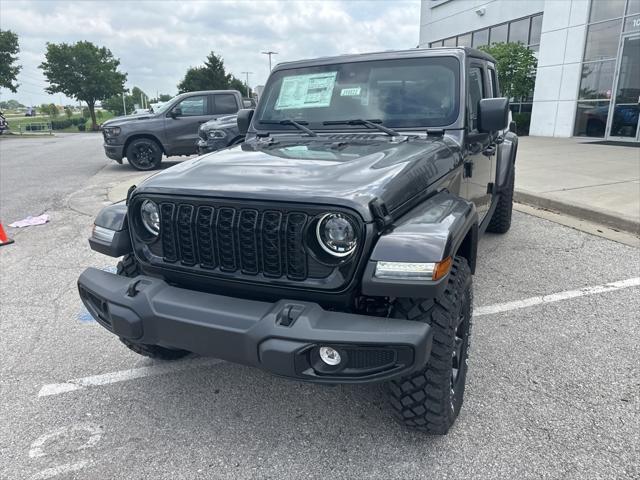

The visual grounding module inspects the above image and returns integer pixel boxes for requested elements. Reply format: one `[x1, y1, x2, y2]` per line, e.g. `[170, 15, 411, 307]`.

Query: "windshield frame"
[252, 54, 462, 134]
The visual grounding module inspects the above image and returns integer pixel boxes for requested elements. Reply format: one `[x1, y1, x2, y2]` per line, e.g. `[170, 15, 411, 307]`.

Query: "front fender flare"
[496, 131, 518, 193]
[361, 191, 478, 298]
[88, 201, 132, 257]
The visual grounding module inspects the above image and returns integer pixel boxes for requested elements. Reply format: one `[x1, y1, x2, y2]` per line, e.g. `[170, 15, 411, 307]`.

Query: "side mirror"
[478, 97, 509, 133]
[170, 107, 182, 118]
[237, 108, 254, 135]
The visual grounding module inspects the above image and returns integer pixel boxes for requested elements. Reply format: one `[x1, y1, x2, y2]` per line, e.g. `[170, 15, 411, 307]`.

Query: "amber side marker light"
[432, 256, 452, 281]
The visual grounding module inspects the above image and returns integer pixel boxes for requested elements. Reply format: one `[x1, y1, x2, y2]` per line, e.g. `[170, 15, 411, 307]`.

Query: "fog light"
[319, 346, 341, 366]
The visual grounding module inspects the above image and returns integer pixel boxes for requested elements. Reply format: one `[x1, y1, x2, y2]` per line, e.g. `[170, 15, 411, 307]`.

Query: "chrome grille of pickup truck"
[158, 201, 313, 280]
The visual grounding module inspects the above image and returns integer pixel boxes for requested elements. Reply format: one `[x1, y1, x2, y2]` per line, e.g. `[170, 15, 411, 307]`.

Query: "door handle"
[482, 145, 496, 157]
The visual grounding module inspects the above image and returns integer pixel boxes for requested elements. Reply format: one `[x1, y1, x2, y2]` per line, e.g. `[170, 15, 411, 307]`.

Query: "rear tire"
[126, 138, 162, 171]
[486, 166, 514, 234]
[115, 254, 190, 361]
[386, 256, 473, 434]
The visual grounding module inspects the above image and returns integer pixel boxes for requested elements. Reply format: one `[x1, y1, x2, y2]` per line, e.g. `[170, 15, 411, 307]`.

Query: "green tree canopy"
[479, 42, 537, 100]
[0, 30, 21, 93]
[102, 85, 150, 116]
[177, 51, 244, 94]
[39, 41, 127, 129]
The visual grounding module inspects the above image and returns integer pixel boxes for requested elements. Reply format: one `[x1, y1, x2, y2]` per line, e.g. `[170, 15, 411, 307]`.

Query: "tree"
[102, 85, 148, 115]
[228, 76, 248, 97]
[64, 106, 73, 119]
[478, 42, 537, 101]
[39, 41, 127, 130]
[177, 51, 233, 93]
[0, 30, 21, 92]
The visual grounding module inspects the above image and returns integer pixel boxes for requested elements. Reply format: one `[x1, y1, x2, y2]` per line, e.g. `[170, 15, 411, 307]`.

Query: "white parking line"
[474, 277, 640, 317]
[38, 357, 222, 397]
[38, 277, 640, 398]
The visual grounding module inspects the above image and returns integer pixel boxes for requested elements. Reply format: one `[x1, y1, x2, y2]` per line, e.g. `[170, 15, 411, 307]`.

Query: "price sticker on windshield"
[340, 87, 361, 96]
[275, 72, 338, 110]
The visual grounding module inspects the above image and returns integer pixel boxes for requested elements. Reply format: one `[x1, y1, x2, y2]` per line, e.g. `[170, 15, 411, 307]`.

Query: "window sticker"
[280, 145, 338, 160]
[275, 72, 338, 110]
[340, 87, 361, 96]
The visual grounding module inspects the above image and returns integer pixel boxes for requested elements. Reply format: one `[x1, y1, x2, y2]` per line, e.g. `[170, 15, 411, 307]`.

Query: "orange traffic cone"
[0, 221, 14, 246]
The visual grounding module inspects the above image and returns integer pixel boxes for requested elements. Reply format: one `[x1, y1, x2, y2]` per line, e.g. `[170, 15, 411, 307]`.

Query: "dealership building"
[419, 0, 640, 142]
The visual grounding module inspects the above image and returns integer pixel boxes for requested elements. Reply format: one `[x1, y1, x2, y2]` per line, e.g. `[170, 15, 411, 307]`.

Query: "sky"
[0, 0, 421, 107]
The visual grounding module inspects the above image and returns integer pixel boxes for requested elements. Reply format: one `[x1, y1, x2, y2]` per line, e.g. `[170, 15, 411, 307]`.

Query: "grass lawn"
[6, 111, 115, 133]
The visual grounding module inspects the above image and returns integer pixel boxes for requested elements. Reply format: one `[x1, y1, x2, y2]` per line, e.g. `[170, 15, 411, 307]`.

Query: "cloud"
[0, 0, 420, 105]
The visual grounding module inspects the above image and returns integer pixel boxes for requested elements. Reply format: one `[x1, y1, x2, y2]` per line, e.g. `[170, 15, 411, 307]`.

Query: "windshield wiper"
[260, 119, 317, 137]
[322, 119, 399, 137]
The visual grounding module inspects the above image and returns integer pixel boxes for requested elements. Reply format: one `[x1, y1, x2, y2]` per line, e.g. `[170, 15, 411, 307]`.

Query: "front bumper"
[78, 267, 432, 384]
[196, 138, 226, 155]
[103, 143, 124, 163]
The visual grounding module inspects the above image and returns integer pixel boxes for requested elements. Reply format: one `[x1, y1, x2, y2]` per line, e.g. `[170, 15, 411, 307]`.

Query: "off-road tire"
[115, 254, 190, 361]
[386, 256, 473, 434]
[126, 138, 163, 171]
[486, 166, 514, 234]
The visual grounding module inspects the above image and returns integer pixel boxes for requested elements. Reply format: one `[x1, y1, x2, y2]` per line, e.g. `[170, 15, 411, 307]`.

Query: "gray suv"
[101, 90, 243, 170]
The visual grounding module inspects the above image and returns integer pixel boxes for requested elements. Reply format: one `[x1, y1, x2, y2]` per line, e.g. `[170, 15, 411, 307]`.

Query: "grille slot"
[196, 206, 216, 269]
[177, 205, 196, 266]
[239, 209, 259, 274]
[160, 203, 177, 262]
[217, 207, 237, 271]
[285, 213, 308, 280]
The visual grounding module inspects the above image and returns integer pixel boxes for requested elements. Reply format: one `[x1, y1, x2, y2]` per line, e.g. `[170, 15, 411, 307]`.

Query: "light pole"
[241, 71, 253, 98]
[261, 51, 278, 71]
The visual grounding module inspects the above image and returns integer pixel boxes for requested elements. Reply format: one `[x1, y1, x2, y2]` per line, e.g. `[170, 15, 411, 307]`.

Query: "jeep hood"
[135, 137, 460, 222]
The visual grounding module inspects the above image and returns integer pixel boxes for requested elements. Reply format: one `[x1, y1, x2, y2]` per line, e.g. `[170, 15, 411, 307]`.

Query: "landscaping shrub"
[513, 112, 531, 136]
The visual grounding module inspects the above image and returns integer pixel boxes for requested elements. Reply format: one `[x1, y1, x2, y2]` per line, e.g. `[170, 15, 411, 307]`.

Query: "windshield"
[153, 99, 176, 115]
[255, 56, 460, 131]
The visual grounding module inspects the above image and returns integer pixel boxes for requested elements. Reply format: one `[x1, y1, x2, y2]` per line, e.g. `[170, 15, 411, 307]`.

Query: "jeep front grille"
[158, 201, 314, 280]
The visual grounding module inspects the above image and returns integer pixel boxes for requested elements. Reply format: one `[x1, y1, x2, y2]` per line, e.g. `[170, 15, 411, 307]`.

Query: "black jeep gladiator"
[79, 47, 517, 434]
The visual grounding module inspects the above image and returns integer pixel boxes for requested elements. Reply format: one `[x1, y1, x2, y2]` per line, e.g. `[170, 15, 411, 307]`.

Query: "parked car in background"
[101, 90, 243, 170]
[196, 114, 244, 154]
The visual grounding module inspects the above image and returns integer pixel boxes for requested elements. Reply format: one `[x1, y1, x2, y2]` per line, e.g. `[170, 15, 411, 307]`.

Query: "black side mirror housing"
[237, 109, 255, 135]
[478, 98, 509, 133]
[170, 107, 182, 118]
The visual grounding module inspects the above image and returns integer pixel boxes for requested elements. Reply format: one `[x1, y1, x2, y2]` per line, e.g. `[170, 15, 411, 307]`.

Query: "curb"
[108, 174, 152, 203]
[514, 190, 640, 236]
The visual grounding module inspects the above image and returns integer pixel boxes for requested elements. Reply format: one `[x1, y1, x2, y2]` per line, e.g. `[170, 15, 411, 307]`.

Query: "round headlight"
[316, 213, 357, 257]
[140, 200, 160, 236]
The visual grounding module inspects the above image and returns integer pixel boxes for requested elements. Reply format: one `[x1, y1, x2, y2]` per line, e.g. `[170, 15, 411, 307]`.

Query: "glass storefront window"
[589, 0, 626, 22]
[628, 0, 640, 15]
[457, 33, 472, 47]
[443, 37, 456, 46]
[530, 14, 543, 45]
[584, 19, 622, 61]
[578, 60, 616, 99]
[574, 101, 610, 137]
[509, 18, 530, 44]
[490, 23, 508, 44]
[472, 29, 489, 47]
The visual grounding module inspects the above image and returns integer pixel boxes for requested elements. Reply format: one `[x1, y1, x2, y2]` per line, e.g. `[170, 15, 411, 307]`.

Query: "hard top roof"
[273, 46, 496, 71]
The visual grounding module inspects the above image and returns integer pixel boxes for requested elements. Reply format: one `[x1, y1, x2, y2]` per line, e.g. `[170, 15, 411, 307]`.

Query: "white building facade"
[419, 0, 640, 142]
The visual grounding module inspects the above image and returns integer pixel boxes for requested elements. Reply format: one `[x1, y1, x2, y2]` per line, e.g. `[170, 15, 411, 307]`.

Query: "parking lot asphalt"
[1, 136, 639, 479]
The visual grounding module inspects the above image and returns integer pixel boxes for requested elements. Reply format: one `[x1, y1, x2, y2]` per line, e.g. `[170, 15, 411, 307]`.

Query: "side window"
[468, 66, 485, 131]
[176, 96, 207, 116]
[214, 94, 239, 114]
[488, 67, 499, 97]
